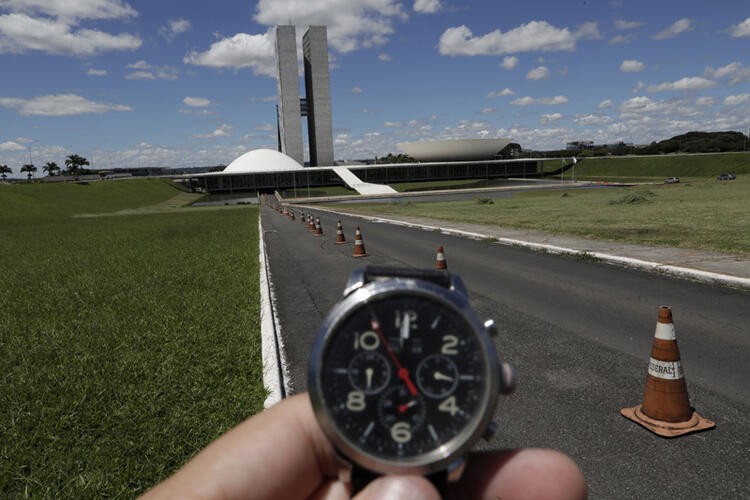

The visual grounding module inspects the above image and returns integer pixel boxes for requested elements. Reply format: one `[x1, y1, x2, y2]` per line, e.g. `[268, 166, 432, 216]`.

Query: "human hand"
[142, 394, 587, 499]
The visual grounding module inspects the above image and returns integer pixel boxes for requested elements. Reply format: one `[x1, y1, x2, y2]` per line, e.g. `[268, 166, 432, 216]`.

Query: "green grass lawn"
[1, 180, 264, 497]
[331, 177, 750, 255]
[566, 152, 750, 181]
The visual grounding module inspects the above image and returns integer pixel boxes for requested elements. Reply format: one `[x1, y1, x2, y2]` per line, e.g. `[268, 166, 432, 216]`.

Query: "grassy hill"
[1, 180, 263, 497]
[569, 152, 750, 181]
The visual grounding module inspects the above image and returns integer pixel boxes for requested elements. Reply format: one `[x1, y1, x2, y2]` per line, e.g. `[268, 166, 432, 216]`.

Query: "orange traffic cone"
[314, 217, 323, 236]
[289, 210, 295, 221]
[620, 306, 715, 437]
[352, 226, 368, 257]
[335, 221, 347, 244]
[435, 246, 447, 270]
[301, 211, 307, 224]
[308, 214, 315, 231]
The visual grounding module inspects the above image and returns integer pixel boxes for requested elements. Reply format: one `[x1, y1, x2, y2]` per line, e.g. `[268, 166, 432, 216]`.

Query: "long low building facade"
[186, 157, 541, 194]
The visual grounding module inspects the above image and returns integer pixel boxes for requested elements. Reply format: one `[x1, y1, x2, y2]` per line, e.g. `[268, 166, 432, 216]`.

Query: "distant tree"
[20, 163, 37, 181]
[0, 164, 11, 181]
[377, 153, 415, 164]
[43, 161, 60, 176]
[65, 154, 90, 175]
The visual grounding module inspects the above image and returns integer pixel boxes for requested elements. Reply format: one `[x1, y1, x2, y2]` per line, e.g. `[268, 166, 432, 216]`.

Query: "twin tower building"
[275, 25, 334, 167]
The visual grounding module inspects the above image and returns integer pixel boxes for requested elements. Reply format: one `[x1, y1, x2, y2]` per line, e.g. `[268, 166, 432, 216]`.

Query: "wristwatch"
[308, 266, 516, 494]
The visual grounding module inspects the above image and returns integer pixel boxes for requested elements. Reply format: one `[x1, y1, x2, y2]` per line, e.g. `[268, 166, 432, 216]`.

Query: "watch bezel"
[308, 275, 500, 476]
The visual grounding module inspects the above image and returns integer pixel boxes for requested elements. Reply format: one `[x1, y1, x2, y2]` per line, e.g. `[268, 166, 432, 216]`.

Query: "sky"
[1, 0, 749, 176]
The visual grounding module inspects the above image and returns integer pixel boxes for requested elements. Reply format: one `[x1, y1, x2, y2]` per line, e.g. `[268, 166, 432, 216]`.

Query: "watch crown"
[482, 421, 498, 441]
[484, 319, 498, 337]
[499, 362, 516, 395]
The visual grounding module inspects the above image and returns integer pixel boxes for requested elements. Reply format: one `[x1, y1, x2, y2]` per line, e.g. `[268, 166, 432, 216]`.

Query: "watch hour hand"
[434, 371, 454, 382]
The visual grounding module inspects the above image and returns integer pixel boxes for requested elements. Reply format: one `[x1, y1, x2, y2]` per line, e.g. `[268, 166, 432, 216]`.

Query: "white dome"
[224, 149, 303, 173]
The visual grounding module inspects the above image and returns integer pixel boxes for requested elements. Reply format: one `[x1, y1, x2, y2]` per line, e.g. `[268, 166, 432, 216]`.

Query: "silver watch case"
[308, 269, 501, 476]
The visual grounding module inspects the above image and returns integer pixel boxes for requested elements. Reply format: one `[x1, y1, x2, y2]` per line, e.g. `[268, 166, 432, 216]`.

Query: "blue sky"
[1, 0, 749, 175]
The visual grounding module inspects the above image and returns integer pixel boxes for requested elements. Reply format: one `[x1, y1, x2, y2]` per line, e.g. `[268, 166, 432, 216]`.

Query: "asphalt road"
[261, 204, 750, 499]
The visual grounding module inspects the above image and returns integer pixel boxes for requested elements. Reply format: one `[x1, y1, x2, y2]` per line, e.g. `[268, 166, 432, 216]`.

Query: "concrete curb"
[294, 205, 750, 291]
[258, 216, 289, 408]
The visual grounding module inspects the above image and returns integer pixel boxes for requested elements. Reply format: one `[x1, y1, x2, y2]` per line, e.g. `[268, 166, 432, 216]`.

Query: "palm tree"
[65, 154, 89, 175]
[20, 164, 37, 181]
[43, 161, 60, 176]
[0, 164, 11, 181]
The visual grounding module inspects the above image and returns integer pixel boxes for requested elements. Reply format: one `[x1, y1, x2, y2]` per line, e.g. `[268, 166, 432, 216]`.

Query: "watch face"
[309, 278, 498, 475]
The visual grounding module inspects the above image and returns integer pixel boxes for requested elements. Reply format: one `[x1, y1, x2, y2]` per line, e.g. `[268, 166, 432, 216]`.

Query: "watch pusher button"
[483, 319, 498, 337]
[499, 362, 516, 395]
[482, 421, 498, 441]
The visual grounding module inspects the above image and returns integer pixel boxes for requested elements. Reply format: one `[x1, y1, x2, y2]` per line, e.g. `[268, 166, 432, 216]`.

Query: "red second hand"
[370, 318, 418, 396]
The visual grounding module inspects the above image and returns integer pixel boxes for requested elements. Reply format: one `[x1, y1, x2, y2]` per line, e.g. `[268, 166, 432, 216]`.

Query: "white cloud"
[183, 31, 276, 77]
[614, 20, 643, 30]
[0, 93, 130, 115]
[439, 21, 599, 56]
[510, 95, 568, 106]
[159, 18, 191, 41]
[183, 97, 212, 107]
[0, 12, 141, 55]
[351, 87, 363, 94]
[574, 114, 612, 125]
[724, 93, 750, 106]
[500, 56, 518, 69]
[526, 66, 549, 80]
[728, 17, 750, 38]
[609, 34, 631, 45]
[705, 62, 750, 86]
[488, 88, 514, 97]
[598, 99, 613, 109]
[481, 107, 496, 114]
[646, 77, 715, 92]
[125, 61, 178, 80]
[87, 68, 108, 76]
[0, 0, 138, 21]
[654, 18, 693, 39]
[620, 59, 645, 72]
[378, 53, 392, 62]
[178, 108, 214, 116]
[705, 62, 742, 79]
[695, 97, 715, 106]
[413, 0, 442, 14]
[0, 140, 25, 151]
[384, 121, 402, 128]
[254, 0, 407, 53]
[194, 124, 233, 139]
[539, 112, 562, 124]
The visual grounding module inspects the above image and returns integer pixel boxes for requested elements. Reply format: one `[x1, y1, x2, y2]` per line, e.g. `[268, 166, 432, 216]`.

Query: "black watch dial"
[313, 286, 494, 469]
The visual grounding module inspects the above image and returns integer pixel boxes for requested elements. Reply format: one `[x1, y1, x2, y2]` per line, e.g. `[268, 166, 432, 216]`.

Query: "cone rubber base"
[620, 404, 715, 437]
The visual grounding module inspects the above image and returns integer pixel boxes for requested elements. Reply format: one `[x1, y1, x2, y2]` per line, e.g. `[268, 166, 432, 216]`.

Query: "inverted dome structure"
[224, 149, 303, 173]
[397, 138, 512, 162]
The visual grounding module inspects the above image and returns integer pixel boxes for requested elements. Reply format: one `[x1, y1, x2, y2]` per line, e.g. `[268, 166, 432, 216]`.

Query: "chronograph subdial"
[377, 385, 427, 443]
[416, 354, 459, 399]
[348, 351, 391, 395]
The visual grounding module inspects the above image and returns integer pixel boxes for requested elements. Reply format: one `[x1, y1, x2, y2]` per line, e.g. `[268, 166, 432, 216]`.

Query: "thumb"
[354, 475, 441, 500]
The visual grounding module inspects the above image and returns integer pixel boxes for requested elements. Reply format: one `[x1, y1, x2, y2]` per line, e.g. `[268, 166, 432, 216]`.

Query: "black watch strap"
[362, 265, 451, 289]
[350, 464, 448, 497]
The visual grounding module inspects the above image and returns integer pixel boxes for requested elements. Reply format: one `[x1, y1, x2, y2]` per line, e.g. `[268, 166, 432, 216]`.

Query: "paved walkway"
[299, 207, 750, 291]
